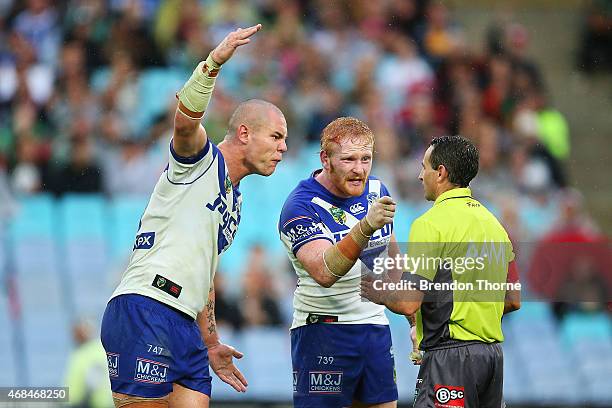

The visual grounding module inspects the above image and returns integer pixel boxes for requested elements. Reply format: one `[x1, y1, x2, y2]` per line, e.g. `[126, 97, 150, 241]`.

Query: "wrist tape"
[176, 53, 221, 119]
[323, 218, 374, 278]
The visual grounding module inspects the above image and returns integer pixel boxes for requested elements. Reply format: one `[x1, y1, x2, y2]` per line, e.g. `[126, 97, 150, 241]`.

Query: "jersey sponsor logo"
[306, 313, 338, 325]
[367, 192, 379, 204]
[309, 371, 343, 394]
[106, 352, 119, 377]
[152, 274, 182, 298]
[206, 194, 241, 254]
[293, 371, 298, 392]
[283, 217, 324, 245]
[349, 202, 366, 215]
[434, 385, 465, 407]
[133, 232, 155, 250]
[329, 206, 346, 225]
[134, 357, 169, 384]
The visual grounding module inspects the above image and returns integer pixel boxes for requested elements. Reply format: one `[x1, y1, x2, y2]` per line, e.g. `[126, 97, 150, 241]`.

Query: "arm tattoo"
[206, 287, 216, 335]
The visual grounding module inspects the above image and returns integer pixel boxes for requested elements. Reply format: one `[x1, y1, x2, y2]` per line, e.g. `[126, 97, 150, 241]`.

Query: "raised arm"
[173, 24, 262, 157]
[296, 197, 395, 288]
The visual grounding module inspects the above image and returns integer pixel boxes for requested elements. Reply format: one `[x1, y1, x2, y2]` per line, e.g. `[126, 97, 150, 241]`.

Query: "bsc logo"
[434, 385, 465, 407]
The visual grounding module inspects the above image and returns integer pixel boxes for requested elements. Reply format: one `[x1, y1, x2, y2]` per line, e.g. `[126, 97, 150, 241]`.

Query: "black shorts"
[413, 342, 503, 408]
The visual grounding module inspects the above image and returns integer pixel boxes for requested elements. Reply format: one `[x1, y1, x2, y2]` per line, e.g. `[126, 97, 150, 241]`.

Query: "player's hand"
[409, 326, 423, 365]
[360, 273, 385, 305]
[211, 24, 262, 66]
[208, 343, 248, 392]
[365, 196, 396, 230]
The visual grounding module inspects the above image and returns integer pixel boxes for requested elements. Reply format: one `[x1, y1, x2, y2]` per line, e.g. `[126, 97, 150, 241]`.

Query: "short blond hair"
[320, 117, 374, 155]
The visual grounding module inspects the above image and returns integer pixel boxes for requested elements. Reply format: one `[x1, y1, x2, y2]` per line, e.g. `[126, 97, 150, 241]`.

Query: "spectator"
[377, 31, 433, 114]
[48, 120, 103, 195]
[214, 274, 244, 332]
[418, 1, 463, 64]
[12, 0, 60, 66]
[98, 49, 141, 138]
[554, 256, 611, 320]
[240, 245, 284, 328]
[527, 189, 611, 304]
[64, 319, 113, 407]
[578, 0, 612, 72]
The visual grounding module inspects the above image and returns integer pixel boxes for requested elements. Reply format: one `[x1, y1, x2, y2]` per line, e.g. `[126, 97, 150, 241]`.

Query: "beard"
[329, 162, 368, 197]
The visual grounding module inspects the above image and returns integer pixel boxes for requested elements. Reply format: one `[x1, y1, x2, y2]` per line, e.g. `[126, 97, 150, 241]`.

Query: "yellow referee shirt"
[405, 188, 514, 350]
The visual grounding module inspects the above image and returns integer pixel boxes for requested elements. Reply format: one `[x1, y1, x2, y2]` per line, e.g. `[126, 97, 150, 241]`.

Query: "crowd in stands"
[0, 0, 608, 327]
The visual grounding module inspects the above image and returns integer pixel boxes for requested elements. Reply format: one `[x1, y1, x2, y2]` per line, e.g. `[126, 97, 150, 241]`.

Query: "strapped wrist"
[176, 54, 220, 118]
[204, 53, 221, 75]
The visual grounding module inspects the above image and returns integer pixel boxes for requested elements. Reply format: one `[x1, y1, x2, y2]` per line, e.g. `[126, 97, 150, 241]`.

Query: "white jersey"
[279, 173, 392, 329]
[111, 139, 242, 319]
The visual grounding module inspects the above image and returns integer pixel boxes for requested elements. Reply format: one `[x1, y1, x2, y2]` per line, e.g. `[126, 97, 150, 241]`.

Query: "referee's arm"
[504, 260, 521, 314]
[380, 233, 424, 317]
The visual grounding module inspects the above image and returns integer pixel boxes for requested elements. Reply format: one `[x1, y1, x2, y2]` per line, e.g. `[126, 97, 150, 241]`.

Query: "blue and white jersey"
[279, 172, 393, 329]
[111, 139, 242, 319]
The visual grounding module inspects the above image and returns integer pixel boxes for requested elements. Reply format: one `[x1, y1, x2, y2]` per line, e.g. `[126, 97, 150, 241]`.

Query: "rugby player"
[101, 24, 288, 408]
[279, 117, 399, 408]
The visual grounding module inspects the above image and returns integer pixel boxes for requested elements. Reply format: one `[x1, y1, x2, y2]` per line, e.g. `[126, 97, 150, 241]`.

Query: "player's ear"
[237, 124, 249, 144]
[320, 150, 330, 170]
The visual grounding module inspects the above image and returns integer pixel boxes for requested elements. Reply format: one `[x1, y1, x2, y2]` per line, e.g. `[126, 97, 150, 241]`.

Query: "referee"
[364, 136, 521, 408]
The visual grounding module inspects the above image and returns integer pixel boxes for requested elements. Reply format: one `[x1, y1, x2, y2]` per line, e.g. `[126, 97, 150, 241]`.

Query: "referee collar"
[434, 187, 472, 206]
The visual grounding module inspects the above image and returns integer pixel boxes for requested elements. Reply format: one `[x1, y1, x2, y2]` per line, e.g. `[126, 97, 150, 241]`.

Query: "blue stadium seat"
[11, 198, 66, 331]
[56, 195, 110, 316]
[387, 316, 419, 401]
[503, 349, 532, 404]
[8, 194, 55, 241]
[518, 197, 559, 239]
[107, 196, 148, 259]
[9, 195, 58, 280]
[296, 143, 322, 174]
[394, 201, 418, 242]
[560, 312, 612, 349]
[57, 194, 106, 241]
[136, 68, 186, 135]
[23, 311, 71, 386]
[0, 296, 16, 386]
[237, 328, 292, 400]
[210, 327, 293, 400]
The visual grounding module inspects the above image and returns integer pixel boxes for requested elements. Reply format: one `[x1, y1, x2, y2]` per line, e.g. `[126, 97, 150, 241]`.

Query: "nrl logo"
[224, 175, 232, 194]
[156, 277, 166, 288]
[330, 206, 346, 225]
